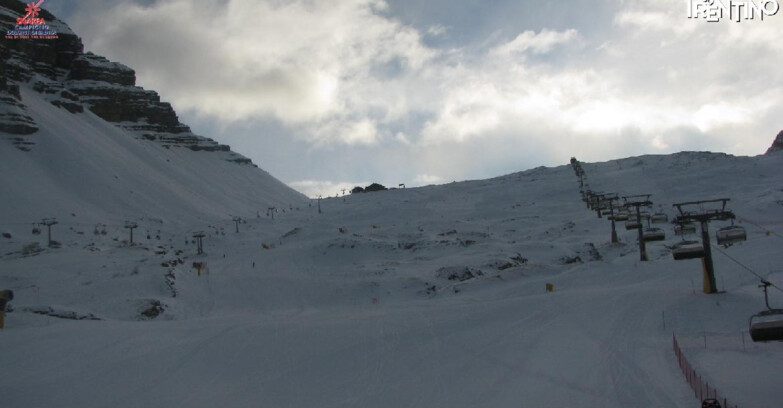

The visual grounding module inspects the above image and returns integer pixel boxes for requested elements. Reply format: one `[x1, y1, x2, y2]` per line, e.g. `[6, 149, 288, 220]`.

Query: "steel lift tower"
[672, 199, 735, 294]
[623, 194, 653, 261]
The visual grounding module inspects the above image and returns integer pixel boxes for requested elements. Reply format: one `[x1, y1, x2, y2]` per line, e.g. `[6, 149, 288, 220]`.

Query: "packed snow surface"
[1, 90, 782, 407]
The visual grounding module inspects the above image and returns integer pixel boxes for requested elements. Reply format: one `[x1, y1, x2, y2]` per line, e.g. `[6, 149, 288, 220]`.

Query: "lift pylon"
[124, 221, 138, 245]
[623, 195, 653, 261]
[596, 193, 620, 243]
[192, 232, 206, 255]
[41, 218, 58, 247]
[672, 199, 735, 294]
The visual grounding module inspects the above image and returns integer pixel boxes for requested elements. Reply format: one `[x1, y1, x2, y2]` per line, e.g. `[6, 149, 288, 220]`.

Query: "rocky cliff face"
[766, 130, 783, 154]
[0, 0, 249, 162]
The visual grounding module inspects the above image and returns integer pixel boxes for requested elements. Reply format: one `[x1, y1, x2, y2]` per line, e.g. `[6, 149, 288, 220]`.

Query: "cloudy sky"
[43, 0, 782, 197]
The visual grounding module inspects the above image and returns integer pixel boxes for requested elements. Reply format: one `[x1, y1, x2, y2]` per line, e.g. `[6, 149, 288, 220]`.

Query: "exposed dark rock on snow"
[766, 130, 783, 154]
[352, 183, 388, 194]
[0, 48, 38, 138]
[0, 0, 243, 160]
[365, 183, 388, 192]
[139, 299, 166, 320]
[25, 306, 101, 321]
[436, 266, 484, 282]
[0, 91, 38, 136]
[69, 52, 135, 86]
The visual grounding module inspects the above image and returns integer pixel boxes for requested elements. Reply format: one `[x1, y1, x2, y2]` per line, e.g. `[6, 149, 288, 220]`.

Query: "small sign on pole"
[192, 262, 208, 276]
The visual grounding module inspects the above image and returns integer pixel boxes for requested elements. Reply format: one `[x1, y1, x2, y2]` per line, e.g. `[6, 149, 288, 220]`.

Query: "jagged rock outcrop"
[69, 52, 135, 86]
[66, 80, 191, 134]
[0, 1, 82, 83]
[63, 52, 192, 135]
[0, 83, 38, 139]
[766, 130, 783, 154]
[0, 0, 246, 163]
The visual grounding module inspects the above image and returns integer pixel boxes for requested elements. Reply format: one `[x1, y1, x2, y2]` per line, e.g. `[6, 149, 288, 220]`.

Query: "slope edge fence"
[673, 333, 738, 408]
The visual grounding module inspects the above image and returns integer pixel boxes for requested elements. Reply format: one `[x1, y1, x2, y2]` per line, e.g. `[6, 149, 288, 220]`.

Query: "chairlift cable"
[710, 243, 783, 293]
[735, 216, 783, 240]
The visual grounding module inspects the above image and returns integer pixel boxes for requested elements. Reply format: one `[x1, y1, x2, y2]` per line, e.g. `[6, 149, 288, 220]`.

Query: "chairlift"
[611, 212, 629, 221]
[671, 240, 705, 260]
[674, 222, 697, 236]
[31, 224, 41, 235]
[642, 227, 665, 242]
[650, 212, 668, 223]
[625, 220, 641, 230]
[716, 225, 746, 246]
[750, 310, 783, 342]
[749, 280, 783, 342]
[701, 399, 722, 408]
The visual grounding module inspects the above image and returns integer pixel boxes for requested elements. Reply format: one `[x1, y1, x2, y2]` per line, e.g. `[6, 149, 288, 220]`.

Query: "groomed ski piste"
[2, 88, 783, 408]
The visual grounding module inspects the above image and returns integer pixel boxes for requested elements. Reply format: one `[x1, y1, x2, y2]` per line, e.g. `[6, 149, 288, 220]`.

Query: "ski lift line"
[735, 216, 783, 239]
[4, 216, 253, 231]
[709, 243, 783, 294]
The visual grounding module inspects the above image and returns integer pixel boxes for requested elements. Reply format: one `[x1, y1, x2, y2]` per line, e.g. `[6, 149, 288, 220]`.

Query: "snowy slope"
[1, 149, 781, 408]
[0, 86, 307, 227]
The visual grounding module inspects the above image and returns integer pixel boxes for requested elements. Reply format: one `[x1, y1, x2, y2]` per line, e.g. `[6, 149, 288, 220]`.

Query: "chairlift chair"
[674, 222, 697, 236]
[650, 212, 668, 223]
[32, 224, 41, 235]
[671, 240, 705, 260]
[716, 225, 747, 246]
[749, 310, 783, 342]
[612, 212, 629, 221]
[642, 227, 666, 242]
[749, 280, 783, 342]
[701, 399, 722, 408]
[625, 219, 641, 230]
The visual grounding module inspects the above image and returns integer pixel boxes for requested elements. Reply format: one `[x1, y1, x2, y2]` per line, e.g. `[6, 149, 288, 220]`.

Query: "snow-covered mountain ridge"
[0, 0, 222, 152]
[767, 129, 783, 154]
[1, 0, 307, 225]
[1, 145, 782, 407]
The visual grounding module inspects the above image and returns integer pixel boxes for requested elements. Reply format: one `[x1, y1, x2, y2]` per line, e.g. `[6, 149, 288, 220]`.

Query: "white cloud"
[413, 174, 442, 186]
[289, 180, 368, 198]
[490, 29, 580, 57]
[70, 0, 783, 183]
[310, 118, 379, 146]
[692, 103, 754, 132]
[426, 24, 449, 37]
[420, 81, 504, 144]
[613, 10, 696, 36]
[394, 132, 411, 145]
[75, 0, 435, 143]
